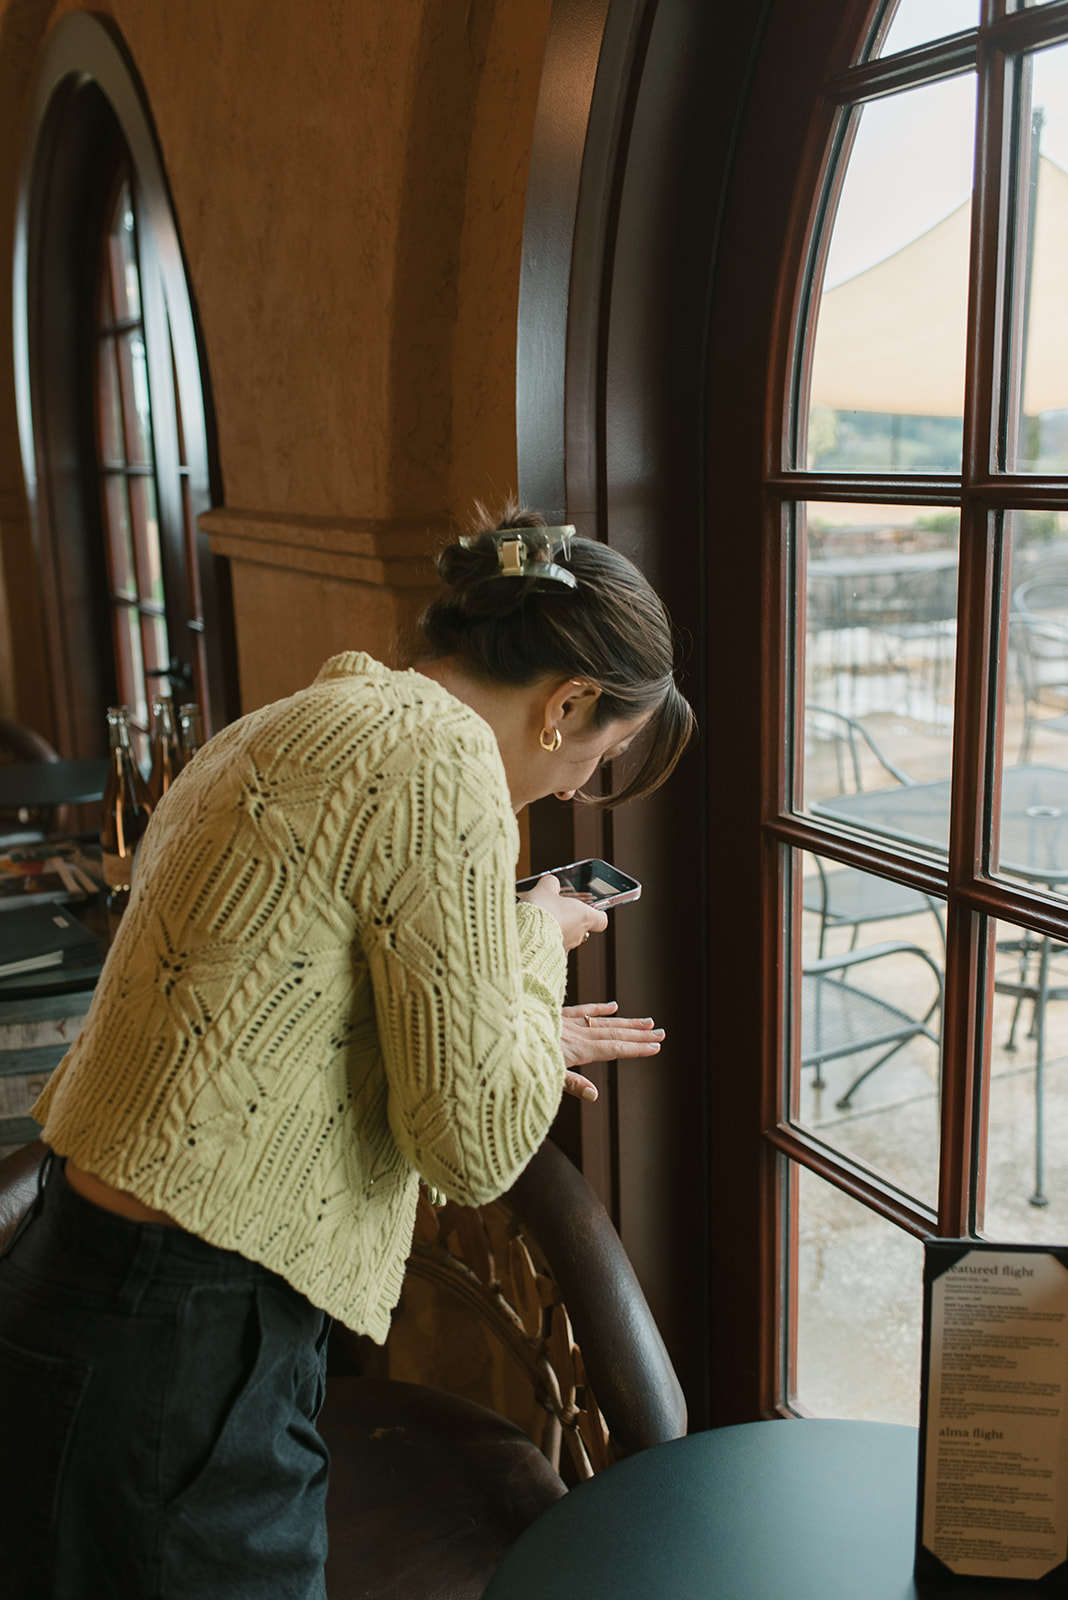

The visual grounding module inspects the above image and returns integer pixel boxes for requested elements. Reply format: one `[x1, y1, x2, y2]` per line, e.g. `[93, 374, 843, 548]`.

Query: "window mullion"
[770, 812, 950, 898]
[936, 900, 988, 1235]
[933, 30, 1010, 1241]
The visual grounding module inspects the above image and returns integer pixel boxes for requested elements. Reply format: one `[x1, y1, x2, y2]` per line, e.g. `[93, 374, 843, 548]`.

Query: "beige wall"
[0, 0, 552, 721]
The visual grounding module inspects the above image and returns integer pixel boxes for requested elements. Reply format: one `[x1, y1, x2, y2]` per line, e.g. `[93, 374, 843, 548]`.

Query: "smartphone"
[515, 857, 642, 909]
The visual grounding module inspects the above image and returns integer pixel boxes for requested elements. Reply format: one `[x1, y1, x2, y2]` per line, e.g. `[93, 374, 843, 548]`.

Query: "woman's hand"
[518, 873, 608, 952]
[560, 1001, 665, 1102]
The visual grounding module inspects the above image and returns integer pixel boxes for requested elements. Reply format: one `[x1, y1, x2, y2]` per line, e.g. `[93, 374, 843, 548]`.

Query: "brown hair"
[416, 503, 695, 805]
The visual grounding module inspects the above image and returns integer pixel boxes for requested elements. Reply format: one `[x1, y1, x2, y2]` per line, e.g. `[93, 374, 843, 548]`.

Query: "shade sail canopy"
[810, 155, 1068, 419]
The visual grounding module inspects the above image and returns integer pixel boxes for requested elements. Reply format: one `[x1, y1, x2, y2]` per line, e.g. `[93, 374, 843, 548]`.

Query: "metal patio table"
[814, 763, 1068, 1205]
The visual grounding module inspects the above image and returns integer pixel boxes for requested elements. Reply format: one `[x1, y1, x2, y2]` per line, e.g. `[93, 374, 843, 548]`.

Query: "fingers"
[589, 1016, 659, 1033]
[579, 1034, 663, 1062]
[559, 1015, 665, 1071]
[563, 1071, 599, 1103]
[561, 1003, 659, 1029]
[560, 1003, 665, 1075]
[565, 1009, 662, 1038]
[516, 874, 559, 906]
[526, 879, 608, 950]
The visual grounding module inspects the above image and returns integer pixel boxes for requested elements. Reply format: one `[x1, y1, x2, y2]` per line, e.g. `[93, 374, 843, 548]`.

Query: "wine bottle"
[177, 702, 205, 765]
[100, 706, 152, 915]
[147, 695, 182, 805]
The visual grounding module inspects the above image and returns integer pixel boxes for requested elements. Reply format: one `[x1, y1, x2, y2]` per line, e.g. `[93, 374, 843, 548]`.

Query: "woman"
[0, 505, 694, 1599]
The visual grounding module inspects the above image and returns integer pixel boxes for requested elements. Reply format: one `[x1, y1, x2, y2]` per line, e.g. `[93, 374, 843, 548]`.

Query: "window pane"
[142, 610, 170, 697]
[102, 475, 136, 597]
[129, 476, 163, 605]
[992, 764, 1068, 890]
[117, 331, 153, 465]
[795, 1164, 924, 1421]
[97, 337, 124, 462]
[112, 602, 147, 740]
[797, 852, 944, 1206]
[802, 503, 958, 818]
[877, 1, 978, 57]
[107, 181, 141, 323]
[987, 916, 1068, 1224]
[1003, 43, 1068, 471]
[802, 76, 975, 472]
[998, 514, 1068, 883]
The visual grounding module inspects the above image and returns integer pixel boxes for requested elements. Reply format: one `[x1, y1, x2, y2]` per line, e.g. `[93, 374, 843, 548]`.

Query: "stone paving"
[797, 701, 1068, 1422]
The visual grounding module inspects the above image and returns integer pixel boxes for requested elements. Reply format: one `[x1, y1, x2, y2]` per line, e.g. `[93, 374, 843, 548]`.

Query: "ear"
[544, 677, 602, 730]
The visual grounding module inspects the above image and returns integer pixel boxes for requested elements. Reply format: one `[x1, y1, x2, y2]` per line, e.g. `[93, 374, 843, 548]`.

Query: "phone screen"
[515, 858, 641, 908]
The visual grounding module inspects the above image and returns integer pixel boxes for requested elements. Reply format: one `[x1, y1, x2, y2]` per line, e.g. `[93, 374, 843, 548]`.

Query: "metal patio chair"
[802, 939, 943, 1111]
[803, 708, 945, 959]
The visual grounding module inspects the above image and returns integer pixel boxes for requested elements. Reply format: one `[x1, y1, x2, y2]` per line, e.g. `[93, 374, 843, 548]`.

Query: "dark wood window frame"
[763, 0, 1068, 1416]
[13, 12, 236, 761]
[517, 0, 1068, 1428]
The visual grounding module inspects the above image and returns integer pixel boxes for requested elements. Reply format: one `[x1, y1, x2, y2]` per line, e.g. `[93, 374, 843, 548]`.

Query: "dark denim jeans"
[0, 1158, 330, 1600]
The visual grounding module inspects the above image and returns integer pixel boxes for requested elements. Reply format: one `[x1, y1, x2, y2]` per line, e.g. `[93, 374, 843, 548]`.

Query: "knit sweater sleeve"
[360, 731, 567, 1206]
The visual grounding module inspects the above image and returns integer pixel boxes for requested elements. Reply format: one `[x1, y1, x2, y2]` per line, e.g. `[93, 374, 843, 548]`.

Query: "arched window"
[769, 0, 1068, 1421]
[15, 14, 236, 766]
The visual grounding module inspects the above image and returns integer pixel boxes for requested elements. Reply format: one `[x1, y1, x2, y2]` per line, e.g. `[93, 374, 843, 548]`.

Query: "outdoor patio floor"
[797, 688, 1068, 1423]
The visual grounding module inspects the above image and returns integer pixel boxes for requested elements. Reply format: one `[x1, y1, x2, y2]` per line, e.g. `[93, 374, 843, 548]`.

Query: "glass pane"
[797, 852, 944, 1205]
[1003, 42, 1068, 470]
[116, 331, 153, 464]
[141, 610, 170, 699]
[129, 476, 163, 605]
[802, 503, 958, 819]
[877, 0, 978, 57]
[993, 762, 1068, 889]
[112, 602, 147, 746]
[97, 337, 124, 462]
[803, 75, 975, 472]
[795, 1164, 924, 1421]
[999, 514, 1068, 883]
[987, 915, 1068, 1227]
[102, 475, 136, 597]
[107, 179, 141, 323]
[95, 248, 113, 324]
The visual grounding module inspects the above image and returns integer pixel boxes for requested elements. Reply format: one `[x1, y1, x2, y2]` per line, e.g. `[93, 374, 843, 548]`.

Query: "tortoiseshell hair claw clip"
[462, 525, 578, 590]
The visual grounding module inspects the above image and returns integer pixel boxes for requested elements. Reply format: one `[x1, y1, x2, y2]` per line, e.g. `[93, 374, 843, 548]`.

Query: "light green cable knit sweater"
[34, 653, 567, 1339]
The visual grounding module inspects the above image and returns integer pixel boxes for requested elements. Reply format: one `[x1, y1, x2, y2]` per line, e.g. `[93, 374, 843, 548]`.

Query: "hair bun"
[437, 527, 577, 619]
[436, 536, 529, 618]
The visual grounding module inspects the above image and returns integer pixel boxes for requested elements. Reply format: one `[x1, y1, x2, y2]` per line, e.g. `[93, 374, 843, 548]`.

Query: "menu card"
[916, 1240, 1068, 1586]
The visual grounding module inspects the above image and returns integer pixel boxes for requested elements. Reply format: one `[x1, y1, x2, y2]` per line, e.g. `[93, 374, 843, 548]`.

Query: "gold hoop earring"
[539, 727, 562, 753]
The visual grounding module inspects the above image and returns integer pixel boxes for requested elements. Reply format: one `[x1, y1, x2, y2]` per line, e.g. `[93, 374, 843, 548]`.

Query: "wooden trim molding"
[199, 508, 442, 588]
[517, 0, 776, 1431]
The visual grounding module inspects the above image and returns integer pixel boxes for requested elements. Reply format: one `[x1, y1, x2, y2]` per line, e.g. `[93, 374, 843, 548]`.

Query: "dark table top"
[813, 763, 1068, 885]
[483, 1420, 1044, 1600]
[0, 759, 110, 809]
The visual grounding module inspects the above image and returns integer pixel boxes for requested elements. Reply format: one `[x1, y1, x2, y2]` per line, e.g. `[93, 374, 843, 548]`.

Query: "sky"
[825, 7, 1068, 288]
